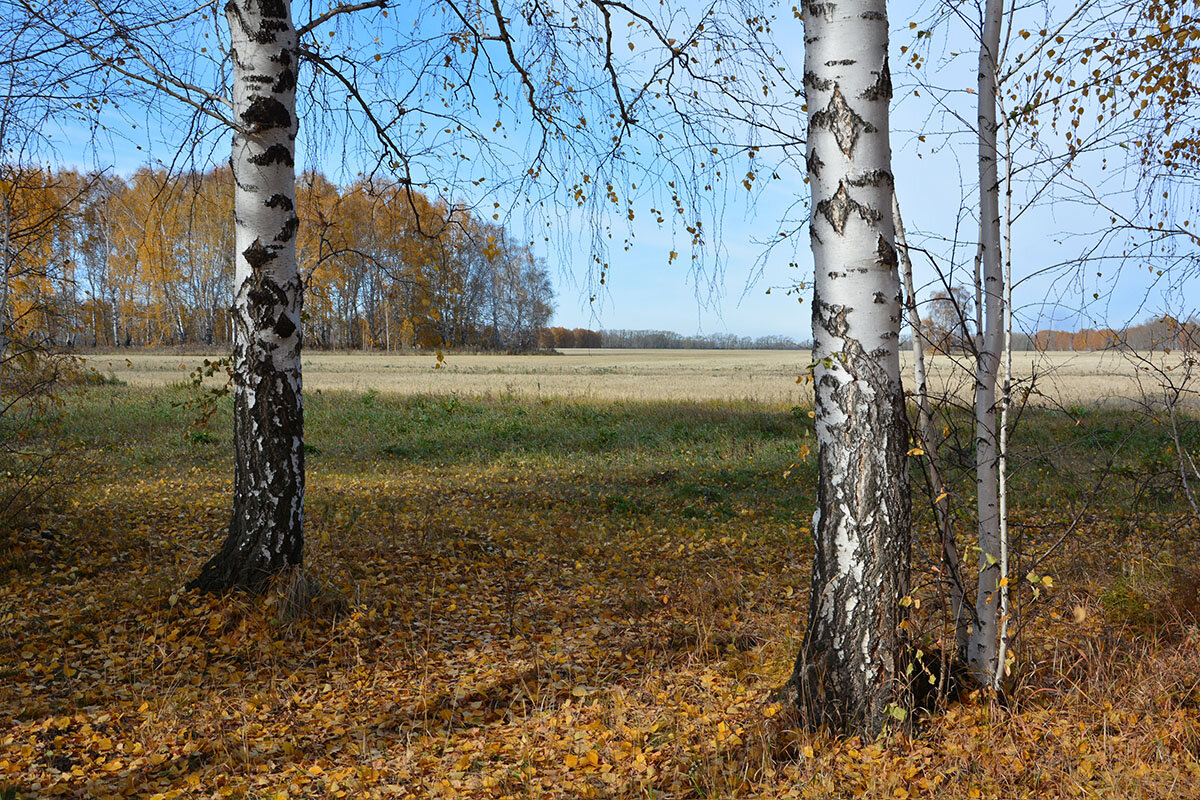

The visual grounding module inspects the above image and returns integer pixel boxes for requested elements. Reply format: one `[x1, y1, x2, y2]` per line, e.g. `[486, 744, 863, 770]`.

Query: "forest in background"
[2, 166, 553, 353]
[5, 162, 1193, 358]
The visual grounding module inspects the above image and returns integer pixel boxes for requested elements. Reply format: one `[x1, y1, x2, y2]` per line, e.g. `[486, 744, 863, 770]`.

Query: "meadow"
[0, 351, 1198, 798]
[80, 347, 1193, 408]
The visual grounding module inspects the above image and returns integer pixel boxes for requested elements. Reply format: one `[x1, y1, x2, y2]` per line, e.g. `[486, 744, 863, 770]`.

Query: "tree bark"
[968, 0, 1006, 687]
[789, 0, 911, 736]
[1, 191, 10, 410]
[189, 0, 304, 593]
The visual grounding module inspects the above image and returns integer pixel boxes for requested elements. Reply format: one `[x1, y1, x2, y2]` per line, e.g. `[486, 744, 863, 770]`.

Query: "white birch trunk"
[789, 0, 911, 735]
[994, 102, 1017, 690]
[969, 0, 1006, 686]
[894, 192, 970, 660]
[190, 0, 304, 593]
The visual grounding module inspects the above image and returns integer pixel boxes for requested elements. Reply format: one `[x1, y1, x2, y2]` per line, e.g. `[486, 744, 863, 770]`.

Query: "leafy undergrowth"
[1, 387, 1198, 799]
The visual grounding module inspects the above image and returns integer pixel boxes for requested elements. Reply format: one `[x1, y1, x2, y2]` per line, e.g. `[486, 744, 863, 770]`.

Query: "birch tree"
[788, 0, 911, 734]
[968, 0, 1006, 688]
[27, 0, 789, 592]
[188, 0, 304, 591]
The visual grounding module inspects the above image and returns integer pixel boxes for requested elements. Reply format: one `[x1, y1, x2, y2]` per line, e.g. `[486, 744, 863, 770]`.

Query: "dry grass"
[81, 348, 1193, 407]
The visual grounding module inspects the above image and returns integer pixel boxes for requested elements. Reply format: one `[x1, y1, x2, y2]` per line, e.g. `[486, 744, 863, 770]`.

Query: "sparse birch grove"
[189, 0, 304, 593]
[788, 0, 911, 734]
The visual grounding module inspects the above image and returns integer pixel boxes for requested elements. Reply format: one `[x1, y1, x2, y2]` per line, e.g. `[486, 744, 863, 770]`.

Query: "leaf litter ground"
[1, 386, 1198, 798]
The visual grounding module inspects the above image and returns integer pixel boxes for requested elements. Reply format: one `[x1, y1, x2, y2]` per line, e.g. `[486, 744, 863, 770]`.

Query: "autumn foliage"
[1, 384, 1198, 798]
[6, 167, 554, 352]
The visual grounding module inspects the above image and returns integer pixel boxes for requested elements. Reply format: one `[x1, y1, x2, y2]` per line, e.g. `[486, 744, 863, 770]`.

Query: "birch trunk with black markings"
[189, 0, 303, 593]
[788, 0, 911, 735]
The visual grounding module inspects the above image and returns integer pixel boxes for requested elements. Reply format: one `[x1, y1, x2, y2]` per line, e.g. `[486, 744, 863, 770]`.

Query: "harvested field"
[80, 348, 1190, 407]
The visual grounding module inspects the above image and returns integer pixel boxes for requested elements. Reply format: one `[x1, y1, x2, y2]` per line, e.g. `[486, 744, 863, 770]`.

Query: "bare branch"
[297, 0, 388, 39]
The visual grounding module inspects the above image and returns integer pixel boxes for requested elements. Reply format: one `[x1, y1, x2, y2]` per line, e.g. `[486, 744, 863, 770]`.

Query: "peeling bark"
[790, 0, 911, 735]
[189, 0, 303, 594]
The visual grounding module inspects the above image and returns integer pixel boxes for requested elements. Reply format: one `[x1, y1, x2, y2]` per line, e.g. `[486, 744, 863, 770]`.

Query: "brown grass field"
[81, 347, 1191, 407]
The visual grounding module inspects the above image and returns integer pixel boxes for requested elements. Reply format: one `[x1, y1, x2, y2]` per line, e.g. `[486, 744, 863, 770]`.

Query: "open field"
[1, 383, 1198, 798]
[79, 348, 1195, 407]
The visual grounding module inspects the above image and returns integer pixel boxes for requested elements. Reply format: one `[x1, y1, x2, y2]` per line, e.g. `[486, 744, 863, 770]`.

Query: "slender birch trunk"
[105, 220, 119, 347]
[189, 0, 304, 593]
[788, 0, 911, 735]
[1, 191, 10, 410]
[894, 193, 970, 660]
[969, 0, 1006, 686]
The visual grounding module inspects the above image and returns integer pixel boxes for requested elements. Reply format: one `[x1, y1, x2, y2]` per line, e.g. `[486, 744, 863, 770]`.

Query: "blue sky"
[48, 0, 1195, 339]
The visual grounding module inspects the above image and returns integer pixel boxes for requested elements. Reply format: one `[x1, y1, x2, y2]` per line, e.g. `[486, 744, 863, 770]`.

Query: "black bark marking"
[813, 298, 851, 339]
[226, 2, 283, 45]
[242, 238, 276, 270]
[801, 0, 837, 21]
[860, 9, 885, 19]
[847, 169, 893, 188]
[274, 215, 299, 243]
[817, 182, 880, 235]
[876, 234, 898, 268]
[248, 274, 289, 312]
[806, 148, 825, 178]
[272, 67, 296, 94]
[242, 96, 291, 131]
[253, 0, 287, 18]
[248, 144, 294, 166]
[804, 70, 833, 92]
[256, 21, 290, 43]
[873, 291, 887, 304]
[273, 311, 296, 339]
[264, 193, 293, 211]
[811, 86, 874, 159]
[863, 56, 893, 101]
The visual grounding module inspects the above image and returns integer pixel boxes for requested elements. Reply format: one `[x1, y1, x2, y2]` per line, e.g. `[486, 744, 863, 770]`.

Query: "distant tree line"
[1, 166, 554, 353]
[1032, 316, 1200, 351]
[915, 288, 1196, 353]
[537, 327, 604, 349]
[544, 328, 806, 350]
